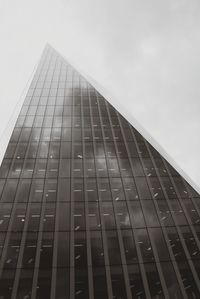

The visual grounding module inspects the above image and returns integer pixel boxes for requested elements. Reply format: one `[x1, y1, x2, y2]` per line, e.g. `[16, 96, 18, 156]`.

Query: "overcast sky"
[0, 0, 200, 192]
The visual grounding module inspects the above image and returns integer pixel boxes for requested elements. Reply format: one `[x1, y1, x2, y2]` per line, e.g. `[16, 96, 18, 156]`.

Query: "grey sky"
[0, 0, 200, 192]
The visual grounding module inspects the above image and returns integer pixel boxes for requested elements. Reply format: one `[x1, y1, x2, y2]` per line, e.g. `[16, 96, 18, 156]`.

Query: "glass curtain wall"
[0, 45, 200, 298]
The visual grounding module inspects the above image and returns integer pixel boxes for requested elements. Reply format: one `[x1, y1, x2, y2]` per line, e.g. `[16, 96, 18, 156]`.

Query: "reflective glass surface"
[0, 45, 200, 298]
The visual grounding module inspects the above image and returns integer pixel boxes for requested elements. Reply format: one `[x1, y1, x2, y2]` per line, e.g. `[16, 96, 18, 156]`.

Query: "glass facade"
[0, 45, 200, 298]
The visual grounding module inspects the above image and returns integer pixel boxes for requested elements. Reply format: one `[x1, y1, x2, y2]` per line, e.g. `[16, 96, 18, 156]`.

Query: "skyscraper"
[0, 44, 200, 299]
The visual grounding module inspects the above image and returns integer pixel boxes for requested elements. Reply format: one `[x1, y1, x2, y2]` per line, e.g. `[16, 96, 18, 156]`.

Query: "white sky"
[0, 0, 200, 192]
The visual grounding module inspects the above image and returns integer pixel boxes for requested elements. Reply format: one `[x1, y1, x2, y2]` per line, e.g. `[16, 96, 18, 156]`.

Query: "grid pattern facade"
[0, 45, 200, 299]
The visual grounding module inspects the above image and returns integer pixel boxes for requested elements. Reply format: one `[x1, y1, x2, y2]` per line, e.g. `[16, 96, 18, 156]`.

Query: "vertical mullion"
[50, 55, 63, 299]
[8, 46, 51, 299]
[31, 50, 58, 299]
[116, 115, 152, 299]
[81, 81, 94, 299]
[142, 139, 189, 299]
[88, 87, 113, 299]
[102, 101, 132, 299]
[69, 66, 75, 299]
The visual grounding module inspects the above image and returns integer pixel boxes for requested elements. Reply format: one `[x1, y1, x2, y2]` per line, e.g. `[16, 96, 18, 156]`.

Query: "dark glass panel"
[46, 159, 59, 178]
[74, 202, 85, 231]
[57, 178, 70, 201]
[11, 203, 27, 232]
[154, 158, 168, 176]
[4, 143, 16, 159]
[84, 159, 95, 177]
[10, 128, 21, 142]
[36, 268, 52, 299]
[26, 142, 38, 158]
[135, 228, 155, 262]
[160, 261, 183, 299]
[128, 264, 146, 299]
[172, 177, 189, 198]
[0, 159, 12, 178]
[149, 177, 165, 199]
[90, 231, 105, 266]
[131, 157, 144, 176]
[122, 177, 139, 200]
[39, 232, 54, 268]
[107, 158, 120, 177]
[177, 260, 200, 299]
[16, 268, 34, 299]
[55, 268, 70, 299]
[157, 200, 175, 226]
[93, 267, 108, 299]
[170, 200, 188, 226]
[129, 201, 146, 228]
[121, 229, 138, 264]
[3, 232, 22, 268]
[161, 177, 178, 199]
[85, 178, 98, 202]
[144, 263, 164, 299]
[142, 158, 157, 177]
[57, 232, 70, 267]
[72, 159, 83, 178]
[182, 198, 200, 224]
[94, 141, 105, 157]
[8, 160, 24, 178]
[110, 265, 127, 299]
[1, 179, 18, 202]
[21, 232, 38, 268]
[29, 179, 44, 202]
[149, 228, 170, 261]
[141, 200, 160, 227]
[15, 179, 31, 203]
[180, 226, 200, 260]
[27, 203, 41, 232]
[75, 268, 89, 298]
[98, 178, 112, 201]
[0, 269, 16, 299]
[44, 179, 57, 202]
[34, 159, 47, 178]
[21, 159, 35, 178]
[43, 203, 55, 231]
[95, 158, 108, 177]
[74, 231, 87, 267]
[106, 230, 121, 265]
[60, 142, 71, 158]
[101, 202, 116, 230]
[72, 179, 84, 201]
[135, 177, 151, 199]
[116, 142, 128, 158]
[114, 201, 131, 228]
[88, 202, 101, 230]
[137, 143, 150, 157]
[118, 158, 133, 177]
[110, 177, 125, 201]
[57, 203, 70, 231]
[166, 227, 187, 261]
[0, 203, 12, 231]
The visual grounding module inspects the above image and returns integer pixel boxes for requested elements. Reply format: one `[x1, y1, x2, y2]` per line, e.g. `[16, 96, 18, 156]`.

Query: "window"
[73, 202, 85, 231]
[90, 231, 105, 266]
[101, 202, 116, 230]
[114, 201, 131, 228]
[135, 228, 155, 262]
[88, 202, 101, 230]
[1, 179, 18, 202]
[121, 229, 138, 264]
[106, 231, 121, 265]
[141, 200, 160, 227]
[56, 232, 70, 267]
[74, 231, 87, 267]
